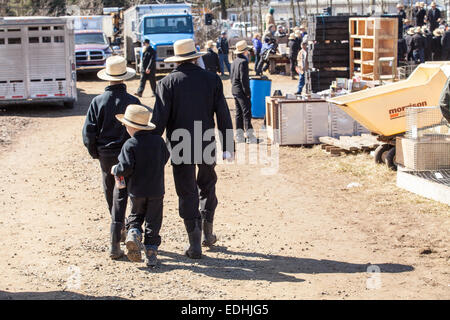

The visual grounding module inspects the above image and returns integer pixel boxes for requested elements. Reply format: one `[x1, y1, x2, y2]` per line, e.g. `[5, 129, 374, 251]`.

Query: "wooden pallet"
[319, 134, 380, 156]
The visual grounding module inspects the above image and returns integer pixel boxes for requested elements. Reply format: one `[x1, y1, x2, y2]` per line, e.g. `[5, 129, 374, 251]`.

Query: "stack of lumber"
[319, 134, 380, 156]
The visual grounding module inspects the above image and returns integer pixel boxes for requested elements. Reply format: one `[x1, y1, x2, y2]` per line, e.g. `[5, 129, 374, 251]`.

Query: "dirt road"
[0, 74, 449, 300]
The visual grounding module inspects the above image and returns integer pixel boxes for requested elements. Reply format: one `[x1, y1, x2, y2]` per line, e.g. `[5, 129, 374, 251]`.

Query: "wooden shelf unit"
[349, 17, 398, 81]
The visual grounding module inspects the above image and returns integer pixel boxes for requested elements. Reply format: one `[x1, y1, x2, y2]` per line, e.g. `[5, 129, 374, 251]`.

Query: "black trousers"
[290, 57, 297, 75]
[137, 70, 156, 95]
[234, 95, 253, 132]
[98, 155, 128, 224]
[127, 196, 163, 247]
[172, 164, 218, 224]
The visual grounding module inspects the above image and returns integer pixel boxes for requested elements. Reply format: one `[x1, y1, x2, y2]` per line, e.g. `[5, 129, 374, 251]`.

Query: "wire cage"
[397, 62, 419, 80]
[401, 106, 450, 173]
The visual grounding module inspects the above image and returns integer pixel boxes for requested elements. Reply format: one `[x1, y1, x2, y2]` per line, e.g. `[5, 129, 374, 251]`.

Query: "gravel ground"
[0, 72, 449, 300]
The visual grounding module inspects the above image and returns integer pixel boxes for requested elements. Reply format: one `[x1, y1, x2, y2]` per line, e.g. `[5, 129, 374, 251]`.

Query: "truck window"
[42, 36, 51, 43]
[29, 37, 39, 43]
[144, 16, 193, 34]
[0, 39, 4, 45]
[75, 33, 107, 45]
[54, 36, 64, 43]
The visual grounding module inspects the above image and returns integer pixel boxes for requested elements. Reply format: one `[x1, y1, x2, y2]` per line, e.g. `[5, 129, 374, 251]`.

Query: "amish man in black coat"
[230, 40, 260, 144]
[427, 2, 441, 32]
[288, 33, 299, 80]
[151, 39, 234, 259]
[82, 56, 140, 259]
[135, 39, 156, 97]
[202, 40, 220, 74]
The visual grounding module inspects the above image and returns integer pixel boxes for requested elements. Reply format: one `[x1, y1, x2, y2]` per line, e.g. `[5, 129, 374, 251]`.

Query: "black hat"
[144, 39, 150, 44]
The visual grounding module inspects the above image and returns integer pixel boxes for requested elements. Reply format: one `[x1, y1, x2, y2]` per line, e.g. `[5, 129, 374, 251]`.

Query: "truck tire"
[384, 147, 397, 171]
[64, 101, 75, 109]
[374, 144, 392, 164]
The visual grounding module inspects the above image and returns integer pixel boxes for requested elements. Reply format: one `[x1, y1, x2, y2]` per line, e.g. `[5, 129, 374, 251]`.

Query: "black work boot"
[184, 219, 202, 259]
[201, 211, 217, 247]
[109, 222, 124, 260]
[144, 247, 158, 268]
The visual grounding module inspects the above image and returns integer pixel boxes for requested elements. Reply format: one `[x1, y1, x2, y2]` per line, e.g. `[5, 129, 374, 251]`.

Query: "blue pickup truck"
[123, 3, 195, 72]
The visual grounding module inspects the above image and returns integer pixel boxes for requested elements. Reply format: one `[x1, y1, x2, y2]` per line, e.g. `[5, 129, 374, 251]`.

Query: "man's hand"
[145, 69, 150, 74]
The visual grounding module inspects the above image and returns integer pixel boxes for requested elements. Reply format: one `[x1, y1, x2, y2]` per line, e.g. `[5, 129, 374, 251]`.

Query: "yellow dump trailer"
[328, 63, 450, 137]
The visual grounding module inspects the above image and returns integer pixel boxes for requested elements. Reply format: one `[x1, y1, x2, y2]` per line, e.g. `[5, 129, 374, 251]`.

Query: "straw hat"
[397, 3, 404, 8]
[115, 104, 155, 131]
[205, 40, 215, 49]
[431, 1, 436, 6]
[421, 25, 429, 33]
[299, 24, 307, 30]
[433, 28, 444, 36]
[97, 56, 136, 81]
[234, 40, 251, 54]
[294, 30, 302, 37]
[164, 39, 206, 63]
[415, 2, 420, 6]
[407, 27, 415, 35]
[419, 2, 425, 7]
[415, 26, 422, 33]
[288, 33, 296, 40]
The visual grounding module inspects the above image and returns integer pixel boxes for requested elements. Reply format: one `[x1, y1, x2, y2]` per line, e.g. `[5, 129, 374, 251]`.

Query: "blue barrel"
[250, 77, 272, 119]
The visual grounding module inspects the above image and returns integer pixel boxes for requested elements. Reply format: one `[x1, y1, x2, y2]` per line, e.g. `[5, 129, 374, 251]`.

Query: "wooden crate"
[349, 17, 398, 81]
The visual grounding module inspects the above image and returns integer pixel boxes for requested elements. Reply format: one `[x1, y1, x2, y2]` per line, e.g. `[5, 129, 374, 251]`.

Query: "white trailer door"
[0, 26, 26, 99]
[27, 24, 68, 99]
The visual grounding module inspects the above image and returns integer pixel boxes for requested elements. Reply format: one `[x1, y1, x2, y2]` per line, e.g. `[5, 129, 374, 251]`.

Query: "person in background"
[274, 25, 286, 37]
[266, 24, 276, 36]
[397, 3, 406, 21]
[256, 32, 276, 75]
[288, 33, 299, 80]
[265, 7, 275, 31]
[82, 56, 140, 260]
[252, 33, 262, 75]
[415, 2, 426, 27]
[405, 27, 415, 61]
[432, 28, 443, 61]
[427, 1, 441, 32]
[299, 25, 307, 38]
[398, 36, 408, 64]
[403, 19, 413, 34]
[422, 26, 433, 61]
[441, 27, 450, 60]
[295, 41, 308, 95]
[230, 40, 259, 144]
[202, 40, 220, 74]
[217, 31, 231, 76]
[412, 26, 426, 63]
[135, 39, 156, 98]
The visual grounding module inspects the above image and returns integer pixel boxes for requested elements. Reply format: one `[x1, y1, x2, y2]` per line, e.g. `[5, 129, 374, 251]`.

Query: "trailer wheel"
[385, 147, 397, 171]
[64, 101, 74, 109]
[374, 144, 392, 164]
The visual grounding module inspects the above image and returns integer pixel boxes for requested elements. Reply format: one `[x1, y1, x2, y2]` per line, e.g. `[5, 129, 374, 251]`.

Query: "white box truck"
[123, 3, 194, 72]
[0, 16, 77, 108]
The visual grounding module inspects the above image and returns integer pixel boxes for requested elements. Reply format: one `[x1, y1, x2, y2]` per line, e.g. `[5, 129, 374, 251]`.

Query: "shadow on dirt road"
[140, 247, 414, 283]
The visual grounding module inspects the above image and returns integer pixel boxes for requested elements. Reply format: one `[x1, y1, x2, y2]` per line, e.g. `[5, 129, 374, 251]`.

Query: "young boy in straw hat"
[112, 104, 170, 267]
[82, 55, 140, 260]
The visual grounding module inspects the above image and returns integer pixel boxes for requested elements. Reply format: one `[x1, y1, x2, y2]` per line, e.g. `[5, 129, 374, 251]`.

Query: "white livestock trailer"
[0, 16, 77, 108]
